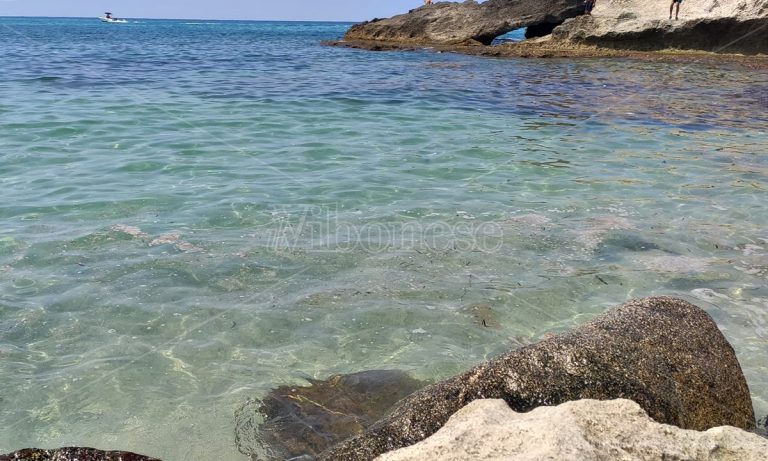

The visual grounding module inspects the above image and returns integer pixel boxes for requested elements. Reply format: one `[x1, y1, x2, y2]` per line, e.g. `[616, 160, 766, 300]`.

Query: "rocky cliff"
[344, 0, 584, 45]
[340, 0, 768, 55]
[552, 0, 768, 54]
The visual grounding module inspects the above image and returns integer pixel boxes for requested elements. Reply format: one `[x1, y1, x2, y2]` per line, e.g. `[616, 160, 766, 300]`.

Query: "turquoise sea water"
[1, 17, 767, 459]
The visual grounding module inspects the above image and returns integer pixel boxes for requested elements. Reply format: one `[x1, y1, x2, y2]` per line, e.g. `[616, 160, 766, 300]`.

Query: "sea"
[0, 17, 766, 460]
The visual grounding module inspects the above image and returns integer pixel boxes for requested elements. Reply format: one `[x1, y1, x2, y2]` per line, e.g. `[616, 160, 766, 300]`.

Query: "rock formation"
[318, 297, 755, 460]
[0, 447, 160, 461]
[552, 0, 768, 54]
[344, 0, 585, 45]
[376, 399, 768, 461]
[338, 0, 768, 55]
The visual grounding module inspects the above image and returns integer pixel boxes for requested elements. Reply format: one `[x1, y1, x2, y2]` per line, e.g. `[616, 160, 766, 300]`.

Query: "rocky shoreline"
[3, 297, 765, 460]
[327, 0, 768, 67]
[317, 296, 756, 460]
[325, 38, 768, 69]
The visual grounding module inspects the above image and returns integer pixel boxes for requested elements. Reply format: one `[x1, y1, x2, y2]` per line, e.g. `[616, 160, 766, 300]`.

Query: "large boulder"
[319, 297, 755, 460]
[376, 399, 768, 461]
[553, 0, 768, 54]
[344, 0, 585, 45]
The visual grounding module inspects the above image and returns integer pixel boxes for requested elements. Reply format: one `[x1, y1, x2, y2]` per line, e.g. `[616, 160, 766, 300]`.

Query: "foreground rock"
[319, 297, 755, 460]
[376, 399, 768, 461]
[234, 370, 426, 460]
[0, 447, 160, 461]
[344, 0, 584, 45]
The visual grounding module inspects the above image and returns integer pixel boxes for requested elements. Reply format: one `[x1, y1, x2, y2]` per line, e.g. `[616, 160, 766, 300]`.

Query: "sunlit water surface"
[0, 17, 767, 459]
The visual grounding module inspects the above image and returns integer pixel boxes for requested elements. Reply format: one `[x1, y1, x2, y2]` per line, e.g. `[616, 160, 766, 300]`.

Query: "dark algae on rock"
[0, 448, 160, 461]
[318, 297, 755, 461]
[234, 370, 426, 460]
[759, 414, 768, 437]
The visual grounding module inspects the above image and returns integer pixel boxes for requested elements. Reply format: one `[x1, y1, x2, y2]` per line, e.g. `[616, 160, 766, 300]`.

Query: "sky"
[0, 0, 423, 22]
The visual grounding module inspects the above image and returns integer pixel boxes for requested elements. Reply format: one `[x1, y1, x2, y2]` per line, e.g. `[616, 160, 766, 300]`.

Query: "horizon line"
[0, 14, 363, 23]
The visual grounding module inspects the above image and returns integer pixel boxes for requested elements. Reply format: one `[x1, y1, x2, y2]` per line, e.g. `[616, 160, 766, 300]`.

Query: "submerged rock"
[344, 0, 584, 45]
[759, 415, 768, 437]
[459, 303, 502, 329]
[376, 399, 768, 461]
[234, 370, 427, 460]
[0, 447, 160, 461]
[319, 296, 755, 460]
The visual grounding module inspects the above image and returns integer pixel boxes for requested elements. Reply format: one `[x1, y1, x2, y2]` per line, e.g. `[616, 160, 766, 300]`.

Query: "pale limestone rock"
[553, 0, 768, 53]
[376, 399, 768, 461]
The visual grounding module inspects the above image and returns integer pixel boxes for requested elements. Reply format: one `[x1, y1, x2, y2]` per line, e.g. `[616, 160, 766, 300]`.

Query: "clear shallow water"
[1, 16, 767, 459]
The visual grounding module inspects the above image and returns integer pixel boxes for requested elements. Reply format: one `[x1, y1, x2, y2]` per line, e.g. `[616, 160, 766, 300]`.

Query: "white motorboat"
[99, 13, 128, 23]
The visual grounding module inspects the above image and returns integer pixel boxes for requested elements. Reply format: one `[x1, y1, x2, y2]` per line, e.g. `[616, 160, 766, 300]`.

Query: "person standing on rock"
[584, 0, 595, 15]
[669, 0, 682, 20]
[424, 0, 432, 4]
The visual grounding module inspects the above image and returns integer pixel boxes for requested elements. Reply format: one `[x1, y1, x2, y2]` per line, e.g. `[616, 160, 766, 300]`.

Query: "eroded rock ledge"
[554, 15, 768, 55]
[318, 297, 755, 460]
[326, 38, 768, 69]
[344, 0, 584, 45]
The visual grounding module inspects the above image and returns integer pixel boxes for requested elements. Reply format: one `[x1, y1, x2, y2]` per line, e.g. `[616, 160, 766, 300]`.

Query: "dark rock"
[594, 232, 667, 262]
[525, 21, 564, 39]
[319, 296, 755, 460]
[459, 303, 501, 329]
[343, 0, 585, 46]
[234, 370, 427, 460]
[0, 447, 160, 461]
[600, 232, 663, 253]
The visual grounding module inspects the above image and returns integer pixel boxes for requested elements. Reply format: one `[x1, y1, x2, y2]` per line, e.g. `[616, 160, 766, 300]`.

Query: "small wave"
[29, 76, 63, 82]
[184, 22, 218, 25]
